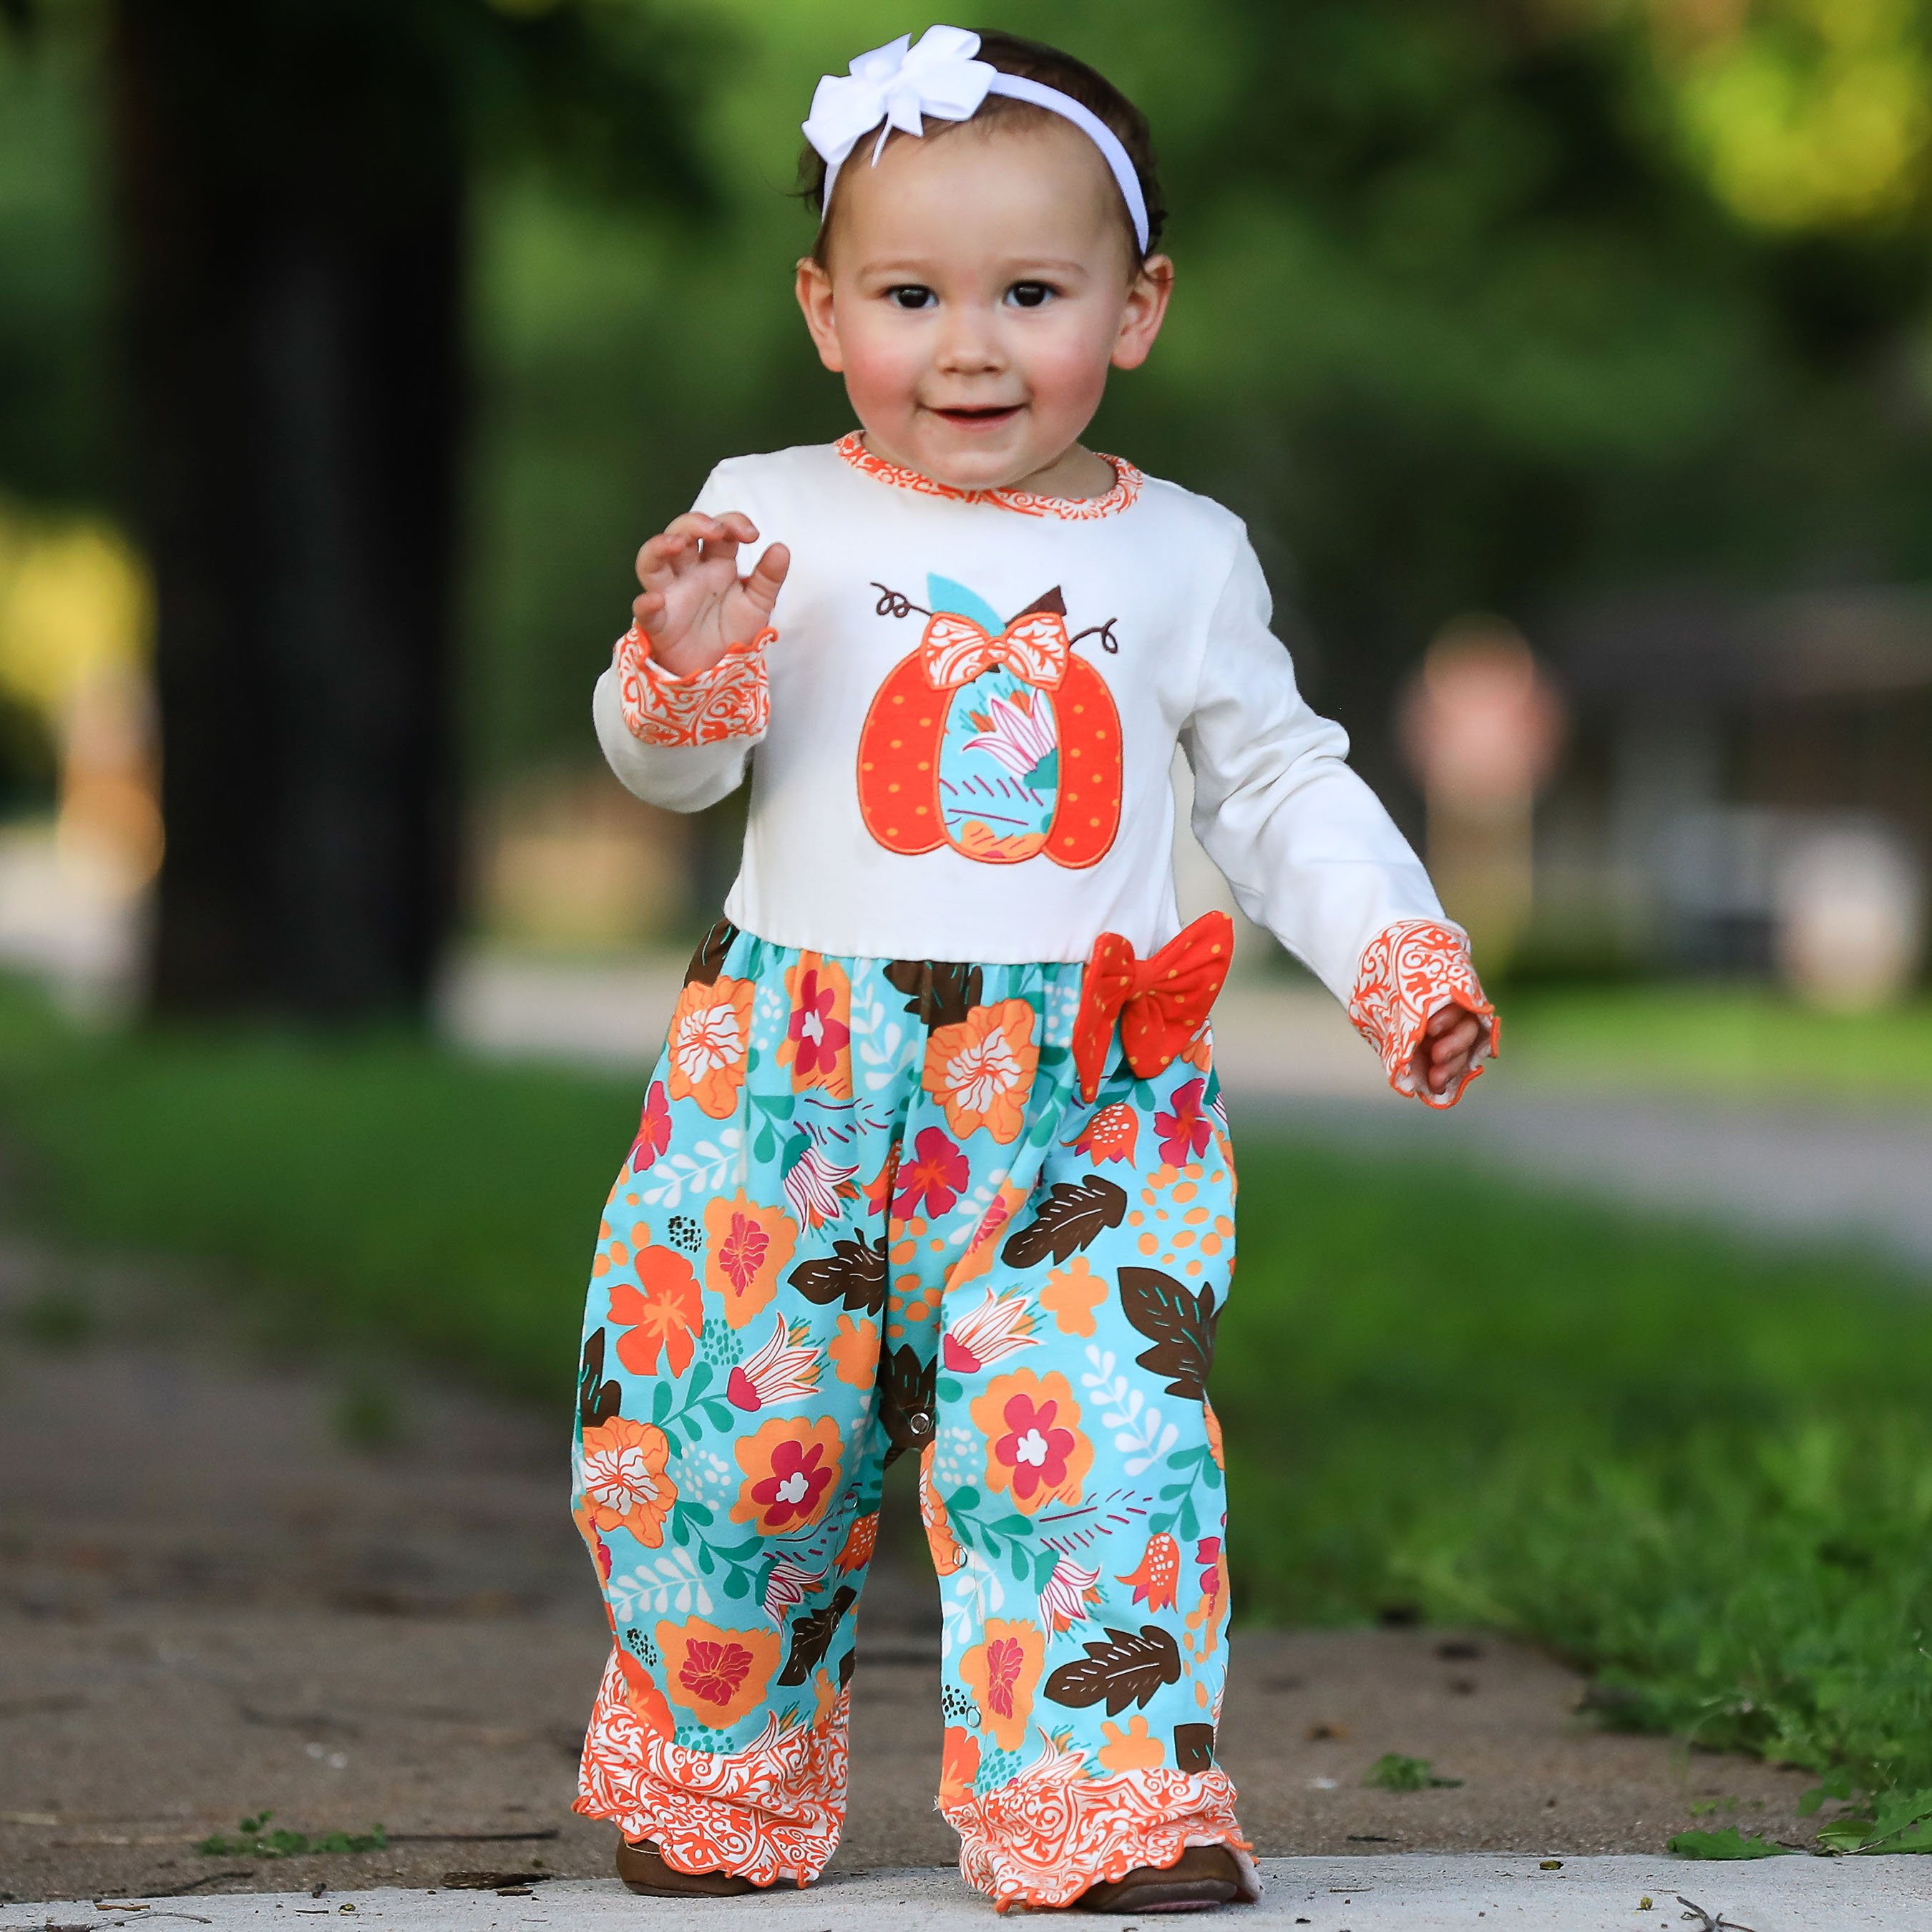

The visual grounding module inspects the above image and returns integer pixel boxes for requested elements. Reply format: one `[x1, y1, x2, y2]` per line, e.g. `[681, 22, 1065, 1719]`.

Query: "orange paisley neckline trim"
[834, 431, 1143, 521]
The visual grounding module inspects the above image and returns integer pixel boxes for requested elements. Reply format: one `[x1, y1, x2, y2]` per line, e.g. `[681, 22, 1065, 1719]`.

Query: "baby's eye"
[1005, 281, 1057, 309]
[887, 285, 937, 311]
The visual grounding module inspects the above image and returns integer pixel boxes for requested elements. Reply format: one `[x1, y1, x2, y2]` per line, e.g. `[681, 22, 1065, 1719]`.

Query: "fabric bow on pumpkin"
[921, 610, 1070, 691]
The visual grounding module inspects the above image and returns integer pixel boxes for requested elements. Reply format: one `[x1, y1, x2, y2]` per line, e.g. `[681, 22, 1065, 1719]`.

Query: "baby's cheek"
[836, 321, 930, 421]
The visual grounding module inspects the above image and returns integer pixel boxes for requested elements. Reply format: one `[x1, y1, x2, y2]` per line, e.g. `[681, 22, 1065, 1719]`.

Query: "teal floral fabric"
[570, 922, 1247, 1905]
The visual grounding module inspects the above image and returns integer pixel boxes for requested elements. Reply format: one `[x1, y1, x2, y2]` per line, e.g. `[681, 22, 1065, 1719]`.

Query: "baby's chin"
[876, 408, 1078, 494]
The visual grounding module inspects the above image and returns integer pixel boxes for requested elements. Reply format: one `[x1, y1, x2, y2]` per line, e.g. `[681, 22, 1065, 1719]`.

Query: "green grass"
[1, 976, 1928, 1794]
[1503, 983, 1932, 1099]
[1225, 1134, 1932, 1792]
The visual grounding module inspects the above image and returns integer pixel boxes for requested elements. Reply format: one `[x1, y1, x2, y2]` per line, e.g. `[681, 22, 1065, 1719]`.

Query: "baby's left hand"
[1412, 1000, 1488, 1098]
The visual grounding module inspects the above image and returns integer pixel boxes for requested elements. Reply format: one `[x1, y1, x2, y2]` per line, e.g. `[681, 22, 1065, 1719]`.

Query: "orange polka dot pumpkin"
[857, 576, 1123, 869]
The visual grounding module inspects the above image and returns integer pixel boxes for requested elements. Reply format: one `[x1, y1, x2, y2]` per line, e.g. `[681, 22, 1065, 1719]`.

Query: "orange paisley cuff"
[941, 1737, 1259, 1911]
[614, 621, 774, 748]
[1347, 919, 1498, 1110]
[575, 1649, 845, 1887]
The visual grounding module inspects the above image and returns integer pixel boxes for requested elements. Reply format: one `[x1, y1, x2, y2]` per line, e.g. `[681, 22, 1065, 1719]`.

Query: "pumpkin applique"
[856, 575, 1123, 868]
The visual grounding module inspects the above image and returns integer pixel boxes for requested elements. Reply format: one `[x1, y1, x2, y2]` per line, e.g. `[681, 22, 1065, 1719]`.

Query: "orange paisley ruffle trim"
[1347, 918, 1498, 1110]
[575, 1649, 846, 1888]
[834, 431, 1143, 522]
[941, 1732, 1259, 1911]
[613, 622, 774, 748]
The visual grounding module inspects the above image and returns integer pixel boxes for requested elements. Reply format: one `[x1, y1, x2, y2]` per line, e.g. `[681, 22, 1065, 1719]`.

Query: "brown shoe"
[614, 1836, 758, 1896]
[1075, 1843, 1249, 1912]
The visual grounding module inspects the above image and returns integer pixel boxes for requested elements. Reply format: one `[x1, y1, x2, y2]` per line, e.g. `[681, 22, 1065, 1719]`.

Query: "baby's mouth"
[930, 403, 1024, 431]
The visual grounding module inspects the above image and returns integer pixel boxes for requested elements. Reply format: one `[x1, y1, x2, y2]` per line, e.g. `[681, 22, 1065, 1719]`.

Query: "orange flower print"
[835, 1510, 879, 1574]
[960, 1617, 1045, 1752]
[665, 975, 755, 1119]
[1040, 1257, 1107, 1337]
[1066, 1101, 1138, 1165]
[829, 1313, 882, 1388]
[1118, 1532, 1181, 1611]
[971, 1368, 1093, 1515]
[703, 1189, 799, 1329]
[777, 952, 853, 1098]
[578, 1417, 678, 1546]
[919, 1443, 965, 1576]
[812, 1666, 839, 1730]
[1180, 1020, 1214, 1073]
[572, 1496, 613, 1582]
[923, 999, 1038, 1144]
[731, 1416, 844, 1534]
[655, 1615, 781, 1730]
[1204, 1399, 1226, 1473]
[940, 1724, 982, 1810]
[1098, 1715, 1166, 1771]
[615, 1647, 676, 1737]
[609, 1243, 703, 1379]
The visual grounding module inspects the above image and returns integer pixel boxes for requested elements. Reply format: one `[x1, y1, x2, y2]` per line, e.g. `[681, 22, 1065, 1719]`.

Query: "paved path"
[0, 1234, 1828, 1908]
[11, 1857, 1928, 1931]
[1244, 1092, 1932, 1277]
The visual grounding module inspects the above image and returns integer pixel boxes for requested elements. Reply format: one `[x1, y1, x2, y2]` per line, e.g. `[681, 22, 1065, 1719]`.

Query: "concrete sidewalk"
[14, 1857, 1928, 1931]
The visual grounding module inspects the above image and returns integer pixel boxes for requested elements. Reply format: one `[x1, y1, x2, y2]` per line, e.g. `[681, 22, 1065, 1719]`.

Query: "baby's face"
[797, 117, 1171, 494]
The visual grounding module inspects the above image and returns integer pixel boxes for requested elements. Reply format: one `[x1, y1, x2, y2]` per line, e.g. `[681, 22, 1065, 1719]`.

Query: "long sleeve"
[591, 464, 774, 814]
[1182, 535, 1494, 1106]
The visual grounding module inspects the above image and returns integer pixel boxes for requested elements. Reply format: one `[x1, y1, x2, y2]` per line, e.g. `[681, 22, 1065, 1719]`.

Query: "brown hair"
[799, 29, 1167, 265]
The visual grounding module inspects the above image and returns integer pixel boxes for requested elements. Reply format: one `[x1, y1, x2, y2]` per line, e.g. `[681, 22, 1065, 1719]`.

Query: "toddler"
[570, 25, 1493, 1914]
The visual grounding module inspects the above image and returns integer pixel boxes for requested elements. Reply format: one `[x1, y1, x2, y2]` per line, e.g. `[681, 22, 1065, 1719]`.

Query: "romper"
[568, 434, 1492, 1909]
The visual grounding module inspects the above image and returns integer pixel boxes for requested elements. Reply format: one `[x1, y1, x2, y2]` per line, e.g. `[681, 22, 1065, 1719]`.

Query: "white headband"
[802, 25, 1151, 256]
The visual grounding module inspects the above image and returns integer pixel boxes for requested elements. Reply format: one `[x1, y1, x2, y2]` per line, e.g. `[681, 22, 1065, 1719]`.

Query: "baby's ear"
[794, 257, 844, 373]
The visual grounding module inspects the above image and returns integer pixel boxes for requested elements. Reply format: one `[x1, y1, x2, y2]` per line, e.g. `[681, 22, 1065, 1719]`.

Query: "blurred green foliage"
[3, 970, 1928, 1792]
[8, 1, 1932, 785]
[1502, 983, 1932, 1096]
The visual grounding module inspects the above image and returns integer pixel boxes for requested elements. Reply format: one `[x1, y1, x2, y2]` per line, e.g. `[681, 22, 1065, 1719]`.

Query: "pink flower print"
[1196, 1535, 1223, 1602]
[1155, 1077, 1212, 1166]
[991, 1391, 1079, 1506]
[726, 1311, 821, 1413]
[783, 1143, 862, 1230]
[761, 1557, 826, 1625]
[941, 1287, 1039, 1375]
[1038, 1553, 1102, 1633]
[963, 686, 1057, 780]
[749, 1435, 836, 1532]
[787, 965, 851, 1081]
[893, 1125, 969, 1220]
[628, 1080, 671, 1173]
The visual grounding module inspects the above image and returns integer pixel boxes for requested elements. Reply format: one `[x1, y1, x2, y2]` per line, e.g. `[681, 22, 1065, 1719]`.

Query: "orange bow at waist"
[1071, 912, 1234, 1105]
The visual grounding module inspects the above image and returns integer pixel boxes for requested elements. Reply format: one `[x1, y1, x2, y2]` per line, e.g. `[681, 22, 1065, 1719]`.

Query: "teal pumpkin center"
[936, 666, 1060, 861]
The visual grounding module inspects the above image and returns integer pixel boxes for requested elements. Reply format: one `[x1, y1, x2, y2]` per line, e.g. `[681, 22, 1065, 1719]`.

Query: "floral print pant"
[570, 922, 1254, 1909]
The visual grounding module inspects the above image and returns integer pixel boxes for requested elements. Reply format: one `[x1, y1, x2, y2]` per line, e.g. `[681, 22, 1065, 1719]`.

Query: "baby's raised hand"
[633, 512, 790, 680]
[1412, 1000, 1489, 1099]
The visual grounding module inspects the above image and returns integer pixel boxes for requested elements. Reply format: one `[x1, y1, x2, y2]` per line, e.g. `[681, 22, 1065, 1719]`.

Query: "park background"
[4, 0, 1932, 1890]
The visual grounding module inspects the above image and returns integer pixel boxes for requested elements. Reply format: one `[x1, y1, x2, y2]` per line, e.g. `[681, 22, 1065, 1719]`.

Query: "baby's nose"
[932, 306, 1008, 374]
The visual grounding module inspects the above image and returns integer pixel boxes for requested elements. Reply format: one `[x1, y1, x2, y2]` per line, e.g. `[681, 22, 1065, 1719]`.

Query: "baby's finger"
[631, 588, 665, 635]
[636, 530, 694, 590]
[636, 514, 726, 587]
[1431, 1013, 1483, 1063]
[739, 542, 790, 621]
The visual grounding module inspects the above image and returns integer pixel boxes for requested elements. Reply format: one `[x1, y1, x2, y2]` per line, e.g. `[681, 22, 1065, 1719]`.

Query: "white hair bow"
[801, 24, 1151, 254]
[803, 25, 994, 175]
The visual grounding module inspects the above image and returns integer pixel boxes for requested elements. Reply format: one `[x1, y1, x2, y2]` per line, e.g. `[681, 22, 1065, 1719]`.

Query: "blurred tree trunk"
[109, 2, 462, 1021]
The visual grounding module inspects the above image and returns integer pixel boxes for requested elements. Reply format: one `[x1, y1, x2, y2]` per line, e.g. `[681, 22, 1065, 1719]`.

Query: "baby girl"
[570, 24, 1493, 1915]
